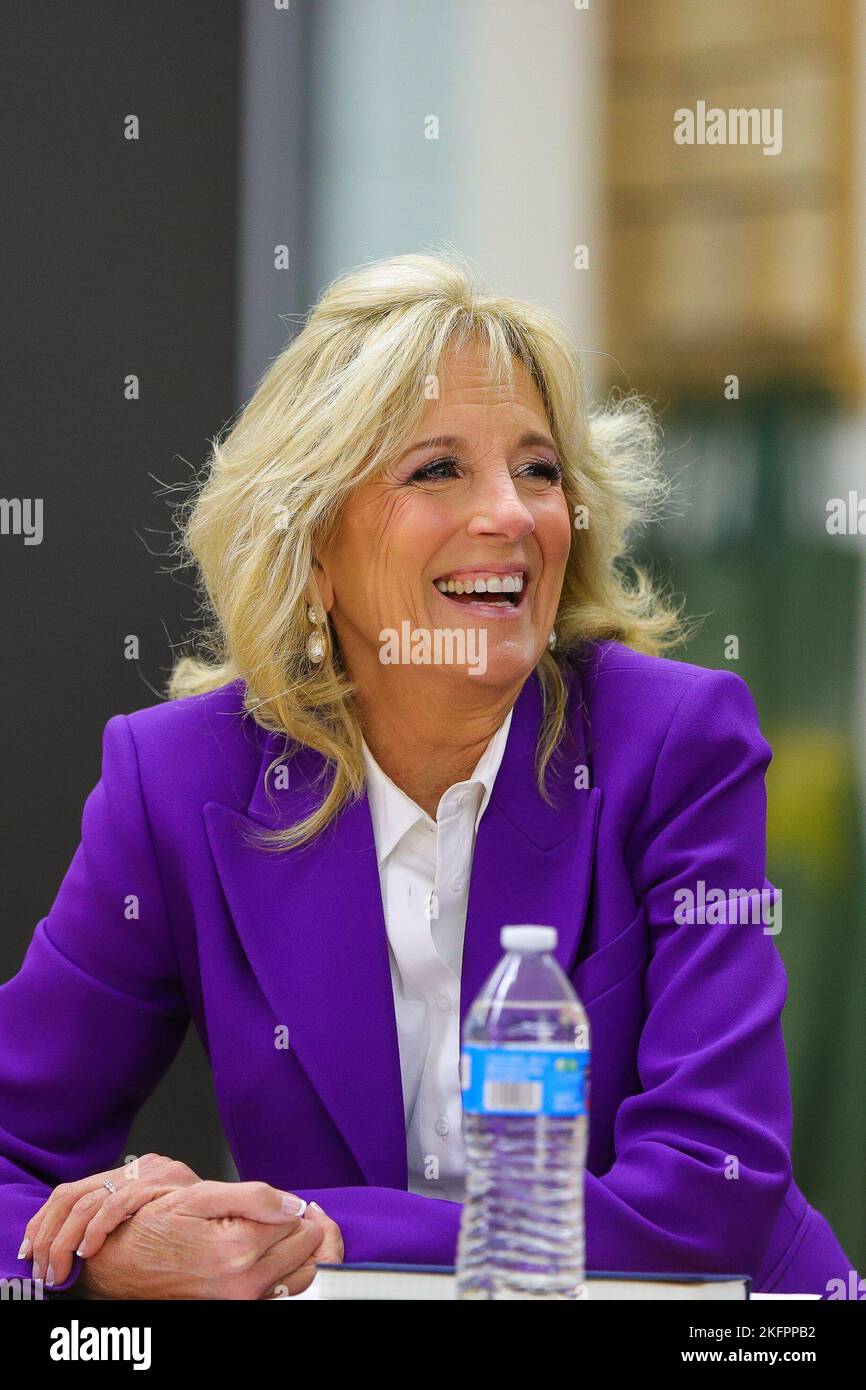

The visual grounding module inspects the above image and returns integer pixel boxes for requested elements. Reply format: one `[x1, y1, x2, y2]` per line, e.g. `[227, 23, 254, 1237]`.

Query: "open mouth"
[431, 570, 528, 615]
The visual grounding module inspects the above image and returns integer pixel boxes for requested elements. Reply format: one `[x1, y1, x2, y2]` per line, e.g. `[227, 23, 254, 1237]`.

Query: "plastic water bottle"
[456, 925, 590, 1300]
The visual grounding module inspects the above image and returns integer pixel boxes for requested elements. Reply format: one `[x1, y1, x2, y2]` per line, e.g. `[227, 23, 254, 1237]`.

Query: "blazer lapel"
[204, 661, 600, 1189]
[204, 740, 408, 1189]
[461, 663, 601, 1021]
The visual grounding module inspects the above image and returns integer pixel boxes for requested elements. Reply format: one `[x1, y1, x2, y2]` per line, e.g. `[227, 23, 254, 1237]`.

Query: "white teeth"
[434, 571, 525, 595]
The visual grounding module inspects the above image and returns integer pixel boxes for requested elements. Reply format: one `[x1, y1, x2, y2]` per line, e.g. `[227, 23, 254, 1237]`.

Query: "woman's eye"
[409, 456, 461, 482]
[520, 458, 563, 483]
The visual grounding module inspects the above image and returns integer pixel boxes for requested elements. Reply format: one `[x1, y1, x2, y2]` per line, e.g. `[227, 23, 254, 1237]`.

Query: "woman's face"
[314, 339, 573, 692]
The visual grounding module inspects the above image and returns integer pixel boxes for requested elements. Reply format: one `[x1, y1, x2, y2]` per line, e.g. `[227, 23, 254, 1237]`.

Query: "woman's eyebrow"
[398, 430, 557, 461]
[399, 434, 463, 460]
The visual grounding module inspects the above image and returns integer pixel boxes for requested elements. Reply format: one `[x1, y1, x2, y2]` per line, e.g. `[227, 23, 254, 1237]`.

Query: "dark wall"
[0, 1, 241, 1177]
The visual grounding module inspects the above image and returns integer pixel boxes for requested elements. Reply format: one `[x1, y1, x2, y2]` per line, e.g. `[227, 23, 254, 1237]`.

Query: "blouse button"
[435, 1115, 450, 1137]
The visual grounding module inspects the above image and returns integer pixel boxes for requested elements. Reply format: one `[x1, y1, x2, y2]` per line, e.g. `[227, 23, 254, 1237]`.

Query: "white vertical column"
[456, 0, 607, 394]
[306, 0, 605, 390]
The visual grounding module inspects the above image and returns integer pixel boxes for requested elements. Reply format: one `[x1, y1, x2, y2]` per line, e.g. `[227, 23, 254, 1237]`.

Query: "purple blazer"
[0, 641, 855, 1295]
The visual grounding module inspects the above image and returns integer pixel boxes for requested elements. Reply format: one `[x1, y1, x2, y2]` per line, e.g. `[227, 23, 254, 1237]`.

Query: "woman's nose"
[465, 476, 536, 538]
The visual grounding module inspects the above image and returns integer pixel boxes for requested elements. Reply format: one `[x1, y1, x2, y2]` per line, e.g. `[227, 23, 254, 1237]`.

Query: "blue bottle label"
[461, 1045, 590, 1116]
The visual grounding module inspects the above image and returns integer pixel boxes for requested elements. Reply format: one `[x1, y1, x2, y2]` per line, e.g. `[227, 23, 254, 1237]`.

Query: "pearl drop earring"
[306, 604, 325, 663]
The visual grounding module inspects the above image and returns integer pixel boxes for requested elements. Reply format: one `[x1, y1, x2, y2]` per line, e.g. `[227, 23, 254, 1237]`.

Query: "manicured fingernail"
[17, 1237, 31, 1260]
[309, 1201, 325, 1214]
[32, 1261, 41, 1281]
[280, 1194, 307, 1218]
[45, 1265, 56, 1286]
[76, 1243, 86, 1258]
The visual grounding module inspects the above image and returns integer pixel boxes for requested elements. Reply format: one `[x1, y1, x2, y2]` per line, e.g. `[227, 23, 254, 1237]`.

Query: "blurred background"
[1, 0, 863, 1270]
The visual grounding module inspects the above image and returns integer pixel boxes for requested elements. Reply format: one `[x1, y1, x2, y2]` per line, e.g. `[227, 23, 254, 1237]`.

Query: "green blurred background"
[646, 390, 865, 1268]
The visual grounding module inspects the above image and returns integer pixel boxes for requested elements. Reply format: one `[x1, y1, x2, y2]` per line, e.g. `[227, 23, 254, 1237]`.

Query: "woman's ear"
[310, 557, 334, 615]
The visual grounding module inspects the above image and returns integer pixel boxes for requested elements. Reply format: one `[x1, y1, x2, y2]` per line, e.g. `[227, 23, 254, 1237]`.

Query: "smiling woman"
[1, 252, 855, 1299]
[169, 252, 679, 840]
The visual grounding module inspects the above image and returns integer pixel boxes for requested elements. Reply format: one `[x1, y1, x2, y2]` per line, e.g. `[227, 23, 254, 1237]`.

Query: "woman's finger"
[27, 1175, 127, 1283]
[172, 1180, 309, 1227]
[23, 1153, 196, 1282]
[303, 1202, 344, 1266]
[49, 1178, 180, 1282]
[251, 1220, 326, 1299]
[79, 1178, 193, 1257]
[32, 1186, 107, 1285]
[23, 1173, 112, 1265]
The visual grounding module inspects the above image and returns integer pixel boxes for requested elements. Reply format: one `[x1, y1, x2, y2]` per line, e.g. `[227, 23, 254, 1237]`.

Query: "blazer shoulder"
[122, 677, 249, 740]
[571, 640, 763, 744]
[116, 680, 267, 811]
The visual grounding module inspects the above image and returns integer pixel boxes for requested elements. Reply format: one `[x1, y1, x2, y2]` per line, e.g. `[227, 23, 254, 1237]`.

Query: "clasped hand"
[20, 1154, 343, 1298]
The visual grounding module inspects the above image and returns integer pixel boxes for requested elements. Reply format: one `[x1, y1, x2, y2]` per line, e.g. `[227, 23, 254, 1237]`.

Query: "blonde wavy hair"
[169, 251, 682, 849]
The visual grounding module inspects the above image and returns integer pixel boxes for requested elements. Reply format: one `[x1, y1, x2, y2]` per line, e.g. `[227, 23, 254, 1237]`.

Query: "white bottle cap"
[501, 925, 558, 953]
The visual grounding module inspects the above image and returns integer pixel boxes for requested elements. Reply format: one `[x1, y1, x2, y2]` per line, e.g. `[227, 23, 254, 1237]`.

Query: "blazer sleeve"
[0, 714, 190, 1290]
[585, 667, 794, 1278]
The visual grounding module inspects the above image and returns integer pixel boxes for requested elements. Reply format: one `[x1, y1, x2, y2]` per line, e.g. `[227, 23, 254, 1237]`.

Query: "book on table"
[310, 1263, 751, 1301]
